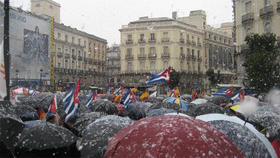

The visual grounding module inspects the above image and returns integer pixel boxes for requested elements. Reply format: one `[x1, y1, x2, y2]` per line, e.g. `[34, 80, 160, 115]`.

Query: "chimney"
[172, 11, 177, 19]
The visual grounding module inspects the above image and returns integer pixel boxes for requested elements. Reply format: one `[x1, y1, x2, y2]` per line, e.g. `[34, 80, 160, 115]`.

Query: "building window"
[192, 49, 195, 57]
[84, 41, 87, 47]
[65, 35, 68, 42]
[163, 46, 169, 54]
[72, 37, 75, 44]
[214, 36, 217, 41]
[49, 5, 53, 9]
[197, 50, 200, 58]
[187, 34, 190, 40]
[163, 60, 169, 68]
[163, 32, 168, 38]
[139, 61, 145, 71]
[245, 1, 252, 13]
[264, 0, 271, 6]
[187, 48, 190, 56]
[36, 3, 40, 7]
[140, 34, 144, 41]
[264, 22, 272, 33]
[150, 61, 156, 72]
[127, 48, 132, 55]
[180, 32, 184, 39]
[127, 34, 132, 41]
[140, 47, 145, 55]
[58, 33, 61, 39]
[127, 62, 133, 73]
[150, 47, 156, 55]
[246, 27, 251, 35]
[150, 33, 155, 40]
[180, 47, 183, 54]
[78, 39, 81, 45]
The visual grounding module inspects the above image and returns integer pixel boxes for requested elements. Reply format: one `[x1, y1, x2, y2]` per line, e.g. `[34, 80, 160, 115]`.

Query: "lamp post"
[40, 69, 43, 87]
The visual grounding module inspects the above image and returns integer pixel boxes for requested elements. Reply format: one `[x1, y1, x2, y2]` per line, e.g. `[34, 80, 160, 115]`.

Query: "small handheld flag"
[146, 67, 170, 85]
[121, 90, 136, 108]
[213, 87, 234, 98]
[63, 81, 80, 122]
[46, 95, 57, 117]
[85, 90, 97, 109]
[192, 89, 197, 100]
[231, 88, 245, 102]
[140, 90, 149, 101]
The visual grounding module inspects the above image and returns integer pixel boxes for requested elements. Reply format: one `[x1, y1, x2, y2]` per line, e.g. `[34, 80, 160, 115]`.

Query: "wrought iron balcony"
[260, 5, 273, 18]
[137, 53, 146, 60]
[65, 53, 70, 59]
[186, 40, 191, 45]
[277, 2, 280, 12]
[126, 40, 133, 45]
[161, 38, 170, 43]
[161, 52, 170, 59]
[78, 56, 83, 61]
[125, 54, 134, 60]
[242, 12, 254, 24]
[180, 53, 185, 59]
[148, 53, 157, 59]
[187, 55, 192, 61]
[179, 38, 185, 44]
[72, 54, 77, 60]
[191, 55, 196, 61]
[57, 52, 63, 58]
[192, 41, 196, 46]
[197, 57, 202, 62]
[148, 39, 156, 44]
[138, 39, 146, 44]
[197, 42, 202, 47]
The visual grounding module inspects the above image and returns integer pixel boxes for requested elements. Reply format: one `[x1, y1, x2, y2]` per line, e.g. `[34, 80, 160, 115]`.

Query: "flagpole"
[4, 0, 10, 101]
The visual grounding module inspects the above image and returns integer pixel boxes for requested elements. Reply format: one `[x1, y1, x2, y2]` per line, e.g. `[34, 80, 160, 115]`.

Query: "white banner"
[0, 40, 7, 99]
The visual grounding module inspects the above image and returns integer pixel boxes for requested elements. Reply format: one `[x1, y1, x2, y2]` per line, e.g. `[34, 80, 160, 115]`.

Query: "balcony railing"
[197, 57, 202, 62]
[277, 2, 280, 12]
[126, 40, 133, 45]
[260, 5, 273, 18]
[161, 52, 170, 59]
[242, 12, 254, 24]
[161, 38, 170, 43]
[138, 39, 146, 44]
[180, 53, 185, 59]
[192, 41, 196, 46]
[191, 55, 196, 61]
[179, 38, 185, 44]
[148, 53, 157, 59]
[72, 54, 77, 60]
[125, 54, 134, 60]
[138, 53, 146, 60]
[186, 40, 191, 45]
[65, 53, 70, 59]
[148, 39, 156, 43]
[197, 42, 202, 47]
[78, 56, 83, 61]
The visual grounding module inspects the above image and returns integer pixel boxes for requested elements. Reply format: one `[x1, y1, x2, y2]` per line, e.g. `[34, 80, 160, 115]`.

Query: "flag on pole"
[192, 89, 197, 100]
[85, 90, 98, 109]
[121, 90, 136, 108]
[231, 88, 245, 102]
[0, 40, 6, 99]
[150, 91, 157, 98]
[114, 85, 124, 95]
[213, 87, 234, 98]
[63, 81, 80, 122]
[47, 95, 57, 117]
[168, 88, 180, 98]
[140, 90, 149, 101]
[146, 67, 170, 85]
[131, 87, 137, 94]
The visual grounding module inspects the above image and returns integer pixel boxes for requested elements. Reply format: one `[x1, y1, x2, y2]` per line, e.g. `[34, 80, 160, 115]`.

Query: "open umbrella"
[196, 113, 277, 158]
[124, 102, 148, 120]
[180, 94, 192, 102]
[192, 102, 231, 117]
[208, 96, 230, 106]
[79, 115, 133, 158]
[104, 115, 244, 158]
[146, 108, 176, 117]
[164, 97, 188, 111]
[16, 120, 79, 157]
[91, 99, 118, 115]
[73, 112, 106, 133]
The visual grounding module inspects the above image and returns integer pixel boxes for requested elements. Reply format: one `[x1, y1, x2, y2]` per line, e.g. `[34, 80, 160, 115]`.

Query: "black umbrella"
[180, 94, 192, 103]
[149, 101, 181, 111]
[207, 96, 230, 106]
[79, 115, 133, 158]
[73, 112, 106, 133]
[145, 97, 163, 104]
[209, 120, 273, 158]
[248, 107, 280, 139]
[0, 111, 25, 156]
[146, 108, 176, 117]
[16, 120, 79, 157]
[192, 102, 231, 117]
[99, 94, 114, 101]
[124, 102, 148, 120]
[90, 99, 118, 115]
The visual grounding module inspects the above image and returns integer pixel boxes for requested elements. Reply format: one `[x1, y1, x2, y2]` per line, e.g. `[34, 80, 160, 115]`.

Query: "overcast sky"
[7, 0, 233, 46]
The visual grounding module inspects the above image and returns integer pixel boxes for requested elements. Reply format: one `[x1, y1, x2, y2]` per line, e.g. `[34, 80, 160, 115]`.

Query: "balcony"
[180, 53, 185, 59]
[126, 40, 133, 45]
[260, 5, 273, 18]
[186, 40, 191, 45]
[242, 12, 254, 25]
[161, 52, 170, 59]
[148, 39, 156, 44]
[125, 54, 134, 60]
[191, 55, 196, 61]
[161, 38, 170, 43]
[84, 57, 88, 62]
[187, 55, 192, 61]
[138, 39, 146, 44]
[197, 42, 202, 47]
[138, 53, 146, 60]
[65, 53, 70, 59]
[148, 53, 157, 59]
[88, 58, 93, 64]
[197, 57, 202, 62]
[179, 38, 185, 44]
[78, 56, 83, 61]
[277, 2, 280, 12]
[72, 54, 77, 60]
[192, 41, 196, 46]
[57, 52, 63, 58]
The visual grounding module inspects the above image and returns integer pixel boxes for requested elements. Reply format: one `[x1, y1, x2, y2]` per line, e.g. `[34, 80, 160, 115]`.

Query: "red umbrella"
[104, 115, 244, 158]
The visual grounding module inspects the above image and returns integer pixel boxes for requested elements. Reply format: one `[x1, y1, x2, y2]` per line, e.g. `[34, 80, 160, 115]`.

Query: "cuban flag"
[32, 90, 39, 96]
[114, 85, 124, 95]
[46, 95, 57, 117]
[146, 67, 170, 85]
[85, 90, 97, 109]
[121, 90, 136, 108]
[63, 81, 80, 122]
[231, 88, 245, 102]
[213, 87, 234, 98]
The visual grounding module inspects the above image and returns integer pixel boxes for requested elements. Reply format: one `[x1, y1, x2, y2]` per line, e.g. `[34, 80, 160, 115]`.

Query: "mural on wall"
[23, 26, 49, 65]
